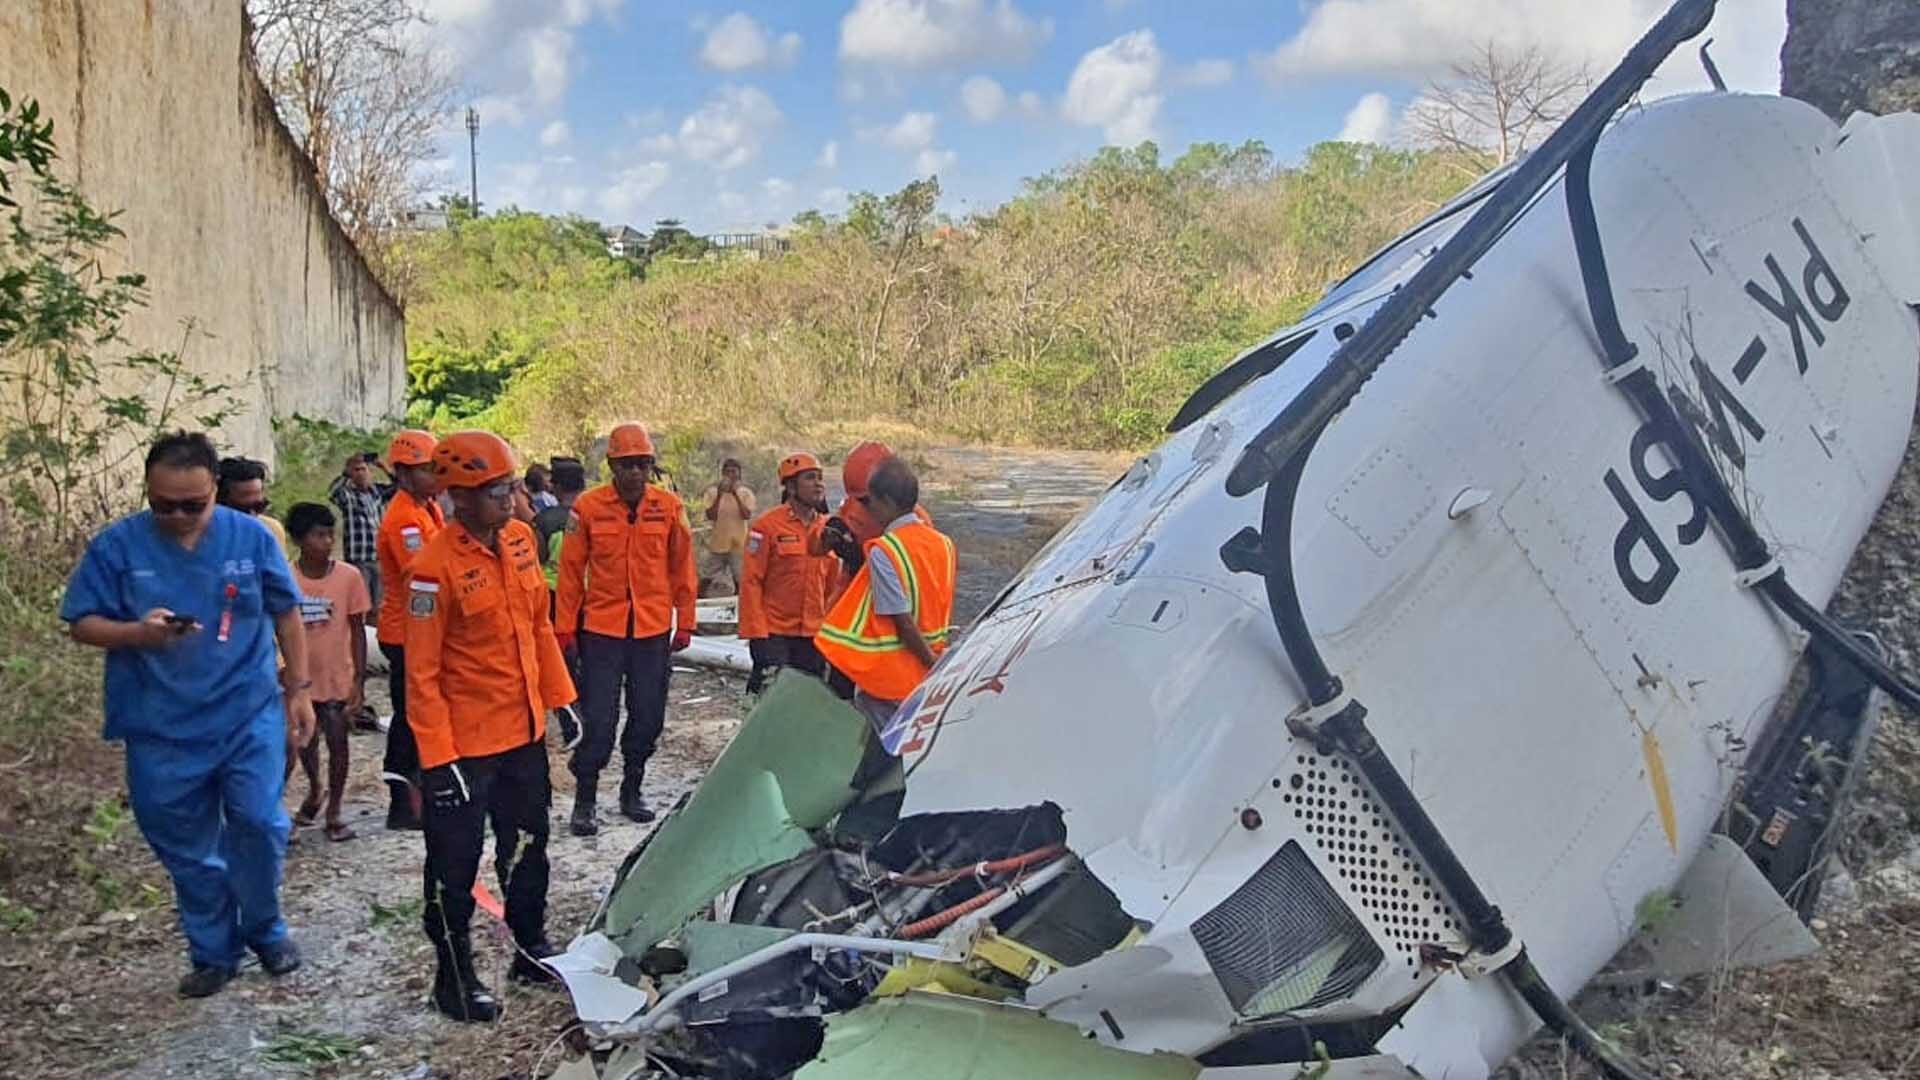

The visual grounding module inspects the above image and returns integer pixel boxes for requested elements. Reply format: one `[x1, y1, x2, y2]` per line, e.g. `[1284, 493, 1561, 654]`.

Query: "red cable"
[887, 843, 1067, 888]
[899, 885, 1006, 939]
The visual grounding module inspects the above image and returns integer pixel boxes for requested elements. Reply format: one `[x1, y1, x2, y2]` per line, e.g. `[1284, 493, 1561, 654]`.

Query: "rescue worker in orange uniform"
[815, 456, 957, 732]
[554, 422, 697, 835]
[374, 429, 443, 830]
[739, 453, 836, 694]
[404, 431, 580, 1022]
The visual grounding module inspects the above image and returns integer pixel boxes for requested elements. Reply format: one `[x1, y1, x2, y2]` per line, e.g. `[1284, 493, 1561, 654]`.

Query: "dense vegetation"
[403, 139, 1481, 455]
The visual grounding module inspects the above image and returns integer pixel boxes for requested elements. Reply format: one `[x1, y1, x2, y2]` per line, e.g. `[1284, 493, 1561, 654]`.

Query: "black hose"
[1225, 0, 1718, 496]
[1505, 950, 1658, 1080]
[1258, 445, 1656, 1080]
[1563, 118, 1920, 713]
[1258, 435, 1339, 703]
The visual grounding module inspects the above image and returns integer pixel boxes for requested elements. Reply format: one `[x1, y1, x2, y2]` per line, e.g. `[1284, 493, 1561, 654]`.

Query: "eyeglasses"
[150, 495, 211, 516]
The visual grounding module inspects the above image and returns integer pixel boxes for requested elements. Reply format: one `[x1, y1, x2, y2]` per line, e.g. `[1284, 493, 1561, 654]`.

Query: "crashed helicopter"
[545, 2, 1920, 1076]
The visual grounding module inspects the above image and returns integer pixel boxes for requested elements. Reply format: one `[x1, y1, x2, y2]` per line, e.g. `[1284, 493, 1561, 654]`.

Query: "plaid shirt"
[328, 474, 388, 566]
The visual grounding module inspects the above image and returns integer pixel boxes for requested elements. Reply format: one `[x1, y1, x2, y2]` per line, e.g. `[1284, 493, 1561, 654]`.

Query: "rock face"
[1782, 0, 1920, 118]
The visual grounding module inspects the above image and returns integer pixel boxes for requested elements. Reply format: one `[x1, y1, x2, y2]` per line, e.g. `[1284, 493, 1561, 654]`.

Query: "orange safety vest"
[815, 520, 957, 702]
[817, 499, 934, 608]
[375, 489, 444, 645]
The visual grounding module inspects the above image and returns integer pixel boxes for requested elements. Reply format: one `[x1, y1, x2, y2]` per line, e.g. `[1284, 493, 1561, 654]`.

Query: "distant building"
[704, 223, 793, 260]
[604, 225, 646, 258]
[399, 206, 450, 232]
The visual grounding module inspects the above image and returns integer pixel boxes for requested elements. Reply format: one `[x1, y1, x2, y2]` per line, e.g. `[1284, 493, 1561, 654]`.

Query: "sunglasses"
[479, 480, 516, 501]
[150, 495, 212, 516]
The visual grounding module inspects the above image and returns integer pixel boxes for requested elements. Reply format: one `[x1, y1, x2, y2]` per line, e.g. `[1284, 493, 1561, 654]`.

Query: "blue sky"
[419, 0, 1788, 233]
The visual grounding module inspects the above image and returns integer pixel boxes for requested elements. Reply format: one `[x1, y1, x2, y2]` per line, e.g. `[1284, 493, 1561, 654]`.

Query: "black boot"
[619, 772, 654, 823]
[385, 780, 422, 831]
[431, 935, 500, 1023]
[569, 783, 599, 837]
[509, 940, 562, 986]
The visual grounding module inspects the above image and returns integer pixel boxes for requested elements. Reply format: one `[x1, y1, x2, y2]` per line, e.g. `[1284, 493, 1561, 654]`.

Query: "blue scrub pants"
[124, 699, 291, 968]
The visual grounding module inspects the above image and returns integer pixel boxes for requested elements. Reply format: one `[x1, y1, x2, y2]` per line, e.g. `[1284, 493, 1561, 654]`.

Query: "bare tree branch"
[246, 0, 454, 297]
[1405, 41, 1592, 168]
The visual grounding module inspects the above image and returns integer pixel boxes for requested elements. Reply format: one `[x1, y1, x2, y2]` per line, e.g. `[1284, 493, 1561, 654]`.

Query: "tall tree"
[1403, 41, 1590, 170]
[247, 0, 454, 294]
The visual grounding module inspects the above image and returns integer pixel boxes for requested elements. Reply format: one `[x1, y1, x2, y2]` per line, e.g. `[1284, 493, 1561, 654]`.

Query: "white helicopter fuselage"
[884, 92, 1920, 1077]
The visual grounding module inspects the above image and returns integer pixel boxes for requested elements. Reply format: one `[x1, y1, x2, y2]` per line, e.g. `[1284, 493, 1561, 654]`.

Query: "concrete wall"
[0, 1, 406, 466]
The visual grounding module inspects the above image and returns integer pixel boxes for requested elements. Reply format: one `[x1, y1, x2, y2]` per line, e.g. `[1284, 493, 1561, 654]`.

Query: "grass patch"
[258, 1030, 368, 1067]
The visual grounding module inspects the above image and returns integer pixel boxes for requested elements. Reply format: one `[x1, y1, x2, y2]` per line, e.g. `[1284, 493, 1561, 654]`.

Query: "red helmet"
[431, 430, 517, 489]
[779, 452, 822, 482]
[608, 422, 656, 460]
[386, 429, 437, 468]
[842, 440, 893, 499]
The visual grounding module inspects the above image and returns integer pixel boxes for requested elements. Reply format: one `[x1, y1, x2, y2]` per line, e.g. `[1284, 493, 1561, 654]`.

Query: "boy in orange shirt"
[283, 503, 371, 841]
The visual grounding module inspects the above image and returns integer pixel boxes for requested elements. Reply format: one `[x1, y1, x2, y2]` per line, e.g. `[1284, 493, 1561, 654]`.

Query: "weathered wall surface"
[1783, 0, 1920, 118]
[0, 1, 406, 465]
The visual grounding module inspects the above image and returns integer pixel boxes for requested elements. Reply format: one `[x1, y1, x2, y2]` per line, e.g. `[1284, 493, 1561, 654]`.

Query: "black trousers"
[747, 635, 826, 694]
[421, 741, 550, 951]
[572, 630, 670, 784]
[380, 643, 418, 782]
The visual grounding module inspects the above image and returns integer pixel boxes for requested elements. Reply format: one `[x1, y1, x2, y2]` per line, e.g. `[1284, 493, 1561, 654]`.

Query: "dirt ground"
[10, 438, 1920, 1079]
[0, 448, 1122, 1080]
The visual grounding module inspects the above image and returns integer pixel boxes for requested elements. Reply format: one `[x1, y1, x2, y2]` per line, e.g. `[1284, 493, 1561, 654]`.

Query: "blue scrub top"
[61, 506, 298, 743]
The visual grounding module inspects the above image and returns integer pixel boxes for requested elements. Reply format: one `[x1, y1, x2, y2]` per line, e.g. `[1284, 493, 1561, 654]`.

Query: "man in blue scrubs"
[61, 432, 317, 998]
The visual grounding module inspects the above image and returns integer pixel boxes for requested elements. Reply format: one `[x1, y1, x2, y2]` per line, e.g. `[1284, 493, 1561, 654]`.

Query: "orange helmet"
[386, 429, 437, 468]
[779, 451, 822, 482]
[430, 430, 517, 489]
[842, 440, 893, 499]
[608, 422, 656, 460]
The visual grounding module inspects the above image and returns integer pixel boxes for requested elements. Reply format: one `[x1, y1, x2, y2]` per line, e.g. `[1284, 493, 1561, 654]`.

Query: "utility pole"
[465, 105, 480, 213]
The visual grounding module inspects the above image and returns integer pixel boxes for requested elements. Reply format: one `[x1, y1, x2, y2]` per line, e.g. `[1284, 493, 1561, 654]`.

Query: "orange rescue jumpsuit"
[374, 489, 444, 785]
[739, 502, 834, 691]
[553, 483, 697, 787]
[404, 518, 574, 957]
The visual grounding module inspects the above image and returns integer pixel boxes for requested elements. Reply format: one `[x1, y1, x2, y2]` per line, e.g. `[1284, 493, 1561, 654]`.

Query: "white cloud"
[674, 85, 784, 170]
[599, 161, 671, 219]
[1063, 29, 1164, 146]
[763, 177, 796, 204]
[1337, 92, 1395, 143]
[817, 140, 841, 169]
[1252, 0, 1783, 95]
[624, 107, 667, 130]
[1016, 90, 1044, 117]
[699, 12, 802, 72]
[539, 120, 572, 147]
[556, 185, 588, 211]
[960, 75, 1008, 123]
[839, 0, 1053, 70]
[864, 110, 940, 150]
[1175, 58, 1235, 88]
[639, 132, 678, 155]
[420, 0, 625, 121]
[818, 186, 850, 212]
[915, 147, 958, 177]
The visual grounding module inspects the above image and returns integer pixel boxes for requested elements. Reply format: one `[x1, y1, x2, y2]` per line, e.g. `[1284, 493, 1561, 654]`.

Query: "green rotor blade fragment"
[797, 994, 1201, 1080]
[601, 672, 872, 954]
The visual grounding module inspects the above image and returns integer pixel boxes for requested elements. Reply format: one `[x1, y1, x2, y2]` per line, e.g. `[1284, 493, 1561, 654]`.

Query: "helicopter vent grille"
[1190, 840, 1383, 1017]
[1284, 753, 1461, 975]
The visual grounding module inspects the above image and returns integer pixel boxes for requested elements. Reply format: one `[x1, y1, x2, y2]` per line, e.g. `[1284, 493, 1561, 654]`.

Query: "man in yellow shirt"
[698, 458, 755, 596]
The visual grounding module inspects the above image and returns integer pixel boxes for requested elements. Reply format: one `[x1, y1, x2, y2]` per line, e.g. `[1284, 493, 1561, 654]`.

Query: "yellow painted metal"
[871, 956, 1012, 1001]
[1640, 724, 1679, 852]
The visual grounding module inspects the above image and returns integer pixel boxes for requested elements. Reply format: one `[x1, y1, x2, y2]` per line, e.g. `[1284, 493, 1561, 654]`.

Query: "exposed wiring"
[886, 843, 1067, 888]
